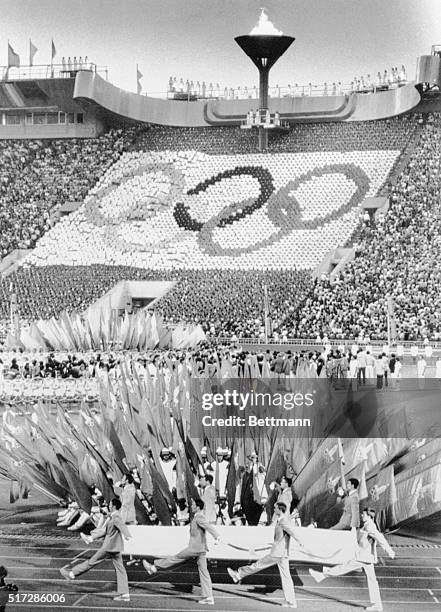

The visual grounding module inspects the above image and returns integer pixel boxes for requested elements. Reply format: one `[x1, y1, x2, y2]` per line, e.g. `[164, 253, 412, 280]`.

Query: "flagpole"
[51, 39, 55, 77]
[386, 295, 391, 348]
[9, 283, 14, 336]
[387, 310, 391, 348]
[337, 437, 346, 490]
[264, 284, 269, 344]
[9, 282, 19, 339]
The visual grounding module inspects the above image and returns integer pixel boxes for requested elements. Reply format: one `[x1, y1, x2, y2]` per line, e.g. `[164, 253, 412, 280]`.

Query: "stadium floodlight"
[235, 9, 294, 151]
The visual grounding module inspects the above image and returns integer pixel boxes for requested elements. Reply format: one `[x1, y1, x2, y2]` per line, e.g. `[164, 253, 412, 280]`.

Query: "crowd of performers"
[0, 349, 398, 610]
[4, 446, 397, 609]
[57, 473, 394, 610]
[54, 446, 301, 530]
[2, 342, 428, 384]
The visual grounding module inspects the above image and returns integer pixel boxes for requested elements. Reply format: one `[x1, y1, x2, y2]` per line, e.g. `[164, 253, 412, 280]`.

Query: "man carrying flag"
[142, 498, 220, 605]
[330, 477, 360, 530]
[227, 502, 301, 608]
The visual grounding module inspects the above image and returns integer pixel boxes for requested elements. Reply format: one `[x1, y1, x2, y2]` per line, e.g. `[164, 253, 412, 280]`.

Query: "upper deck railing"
[0, 63, 109, 81]
[136, 79, 409, 101]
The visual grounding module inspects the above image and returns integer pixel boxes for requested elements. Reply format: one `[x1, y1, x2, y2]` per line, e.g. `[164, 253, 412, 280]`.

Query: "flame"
[249, 8, 283, 36]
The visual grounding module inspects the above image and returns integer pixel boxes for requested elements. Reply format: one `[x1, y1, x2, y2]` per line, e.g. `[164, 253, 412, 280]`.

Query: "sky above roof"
[1, 0, 440, 96]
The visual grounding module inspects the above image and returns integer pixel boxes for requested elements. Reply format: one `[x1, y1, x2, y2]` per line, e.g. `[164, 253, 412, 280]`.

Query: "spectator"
[435, 355, 441, 379]
[0, 129, 139, 262]
[417, 355, 426, 379]
[375, 355, 384, 389]
[382, 353, 389, 387]
[357, 348, 366, 384]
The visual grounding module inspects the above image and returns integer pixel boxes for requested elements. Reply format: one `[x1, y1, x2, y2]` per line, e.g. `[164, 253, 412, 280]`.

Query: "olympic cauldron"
[235, 11, 294, 150]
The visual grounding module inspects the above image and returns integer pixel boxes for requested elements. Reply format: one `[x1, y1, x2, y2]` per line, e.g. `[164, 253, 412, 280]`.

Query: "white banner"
[124, 525, 357, 564]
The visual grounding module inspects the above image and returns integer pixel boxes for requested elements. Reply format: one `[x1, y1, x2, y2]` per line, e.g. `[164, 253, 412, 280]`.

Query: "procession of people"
[57, 487, 395, 611]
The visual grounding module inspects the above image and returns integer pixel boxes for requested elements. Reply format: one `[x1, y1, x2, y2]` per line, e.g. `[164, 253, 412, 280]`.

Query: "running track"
[1, 530, 440, 612]
[0, 478, 440, 611]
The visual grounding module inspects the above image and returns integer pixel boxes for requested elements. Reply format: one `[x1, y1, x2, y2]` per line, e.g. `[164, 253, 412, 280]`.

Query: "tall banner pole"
[9, 283, 19, 338]
[386, 294, 392, 348]
[387, 310, 391, 349]
[264, 284, 269, 344]
[337, 438, 346, 490]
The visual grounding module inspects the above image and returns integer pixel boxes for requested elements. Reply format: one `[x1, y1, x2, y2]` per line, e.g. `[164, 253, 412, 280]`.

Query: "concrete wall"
[0, 121, 100, 139]
[74, 70, 421, 127]
[348, 83, 421, 121]
[206, 93, 355, 124]
[0, 76, 104, 139]
[0, 249, 29, 277]
[87, 280, 176, 312]
[74, 71, 212, 127]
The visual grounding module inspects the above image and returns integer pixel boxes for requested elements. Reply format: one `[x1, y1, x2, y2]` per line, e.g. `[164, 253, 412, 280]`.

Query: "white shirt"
[375, 359, 384, 376]
[211, 460, 228, 496]
[160, 459, 176, 490]
[417, 359, 426, 377]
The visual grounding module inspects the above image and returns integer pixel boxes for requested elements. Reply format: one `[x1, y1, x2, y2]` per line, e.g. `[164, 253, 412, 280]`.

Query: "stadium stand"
[293, 113, 441, 341]
[132, 118, 415, 154]
[24, 118, 413, 272]
[0, 266, 311, 339]
[0, 128, 139, 258]
[0, 114, 427, 339]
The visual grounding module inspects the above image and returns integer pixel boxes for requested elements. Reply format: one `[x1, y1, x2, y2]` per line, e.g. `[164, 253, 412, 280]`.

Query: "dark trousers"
[357, 367, 366, 384]
[376, 375, 383, 389]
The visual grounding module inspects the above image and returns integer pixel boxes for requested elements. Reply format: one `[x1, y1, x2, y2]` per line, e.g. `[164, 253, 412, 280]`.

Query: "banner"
[11, 309, 205, 351]
[8, 43, 20, 68]
[124, 525, 358, 564]
[137, 65, 143, 95]
[29, 39, 38, 65]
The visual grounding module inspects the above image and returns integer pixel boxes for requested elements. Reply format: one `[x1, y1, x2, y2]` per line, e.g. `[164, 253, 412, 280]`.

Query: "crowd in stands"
[0, 129, 138, 260]
[293, 114, 441, 341]
[0, 115, 422, 340]
[132, 117, 416, 155]
[1, 268, 309, 330]
[1, 112, 437, 341]
[166, 66, 407, 100]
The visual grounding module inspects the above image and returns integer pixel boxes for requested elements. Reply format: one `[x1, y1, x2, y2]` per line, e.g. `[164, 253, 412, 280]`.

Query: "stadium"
[0, 2, 441, 611]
